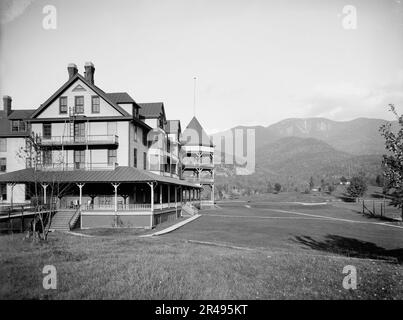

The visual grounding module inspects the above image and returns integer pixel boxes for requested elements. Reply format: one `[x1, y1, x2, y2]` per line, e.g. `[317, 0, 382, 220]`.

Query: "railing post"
[21, 205, 24, 233]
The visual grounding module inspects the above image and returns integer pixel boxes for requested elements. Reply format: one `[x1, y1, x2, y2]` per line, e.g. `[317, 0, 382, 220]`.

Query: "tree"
[379, 104, 403, 219]
[328, 184, 335, 194]
[309, 176, 314, 190]
[375, 174, 383, 187]
[16, 141, 73, 241]
[267, 181, 273, 193]
[320, 179, 326, 192]
[346, 176, 367, 200]
[274, 183, 282, 193]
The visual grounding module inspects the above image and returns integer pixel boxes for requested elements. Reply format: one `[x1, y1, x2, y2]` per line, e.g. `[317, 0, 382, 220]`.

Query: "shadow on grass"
[292, 234, 403, 264]
[336, 193, 356, 202]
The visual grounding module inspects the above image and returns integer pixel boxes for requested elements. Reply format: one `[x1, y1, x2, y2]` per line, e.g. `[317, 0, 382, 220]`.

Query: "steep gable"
[31, 74, 131, 119]
[182, 117, 213, 147]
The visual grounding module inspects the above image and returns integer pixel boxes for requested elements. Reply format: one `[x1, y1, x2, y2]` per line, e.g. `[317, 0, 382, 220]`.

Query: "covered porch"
[0, 167, 202, 229]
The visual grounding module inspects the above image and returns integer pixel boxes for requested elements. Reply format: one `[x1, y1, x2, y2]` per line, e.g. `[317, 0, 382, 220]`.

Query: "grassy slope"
[0, 230, 402, 300]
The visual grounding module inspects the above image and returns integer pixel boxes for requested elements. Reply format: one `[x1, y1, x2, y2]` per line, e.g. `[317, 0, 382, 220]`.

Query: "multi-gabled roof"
[30, 73, 131, 118]
[181, 117, 213, 147]
[106, 92, 137, 105]
[138, 102, 165, 119]
[0, 109, 36, 138]
[7, 110, 36, 119]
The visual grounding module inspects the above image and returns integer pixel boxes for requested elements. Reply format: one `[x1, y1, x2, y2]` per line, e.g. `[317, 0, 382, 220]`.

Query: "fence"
[361, 199, 390, 219]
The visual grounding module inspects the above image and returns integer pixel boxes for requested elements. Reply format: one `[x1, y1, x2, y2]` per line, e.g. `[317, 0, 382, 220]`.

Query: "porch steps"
[181, 203, 199, 216]
[50, 210, 79, 231]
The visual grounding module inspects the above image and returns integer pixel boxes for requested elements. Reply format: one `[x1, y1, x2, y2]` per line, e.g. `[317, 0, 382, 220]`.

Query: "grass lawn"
[0, 202, 402, 300]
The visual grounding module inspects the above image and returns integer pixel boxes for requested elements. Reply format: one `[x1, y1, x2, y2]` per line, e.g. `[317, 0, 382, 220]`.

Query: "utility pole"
[193, 76, 197, 117]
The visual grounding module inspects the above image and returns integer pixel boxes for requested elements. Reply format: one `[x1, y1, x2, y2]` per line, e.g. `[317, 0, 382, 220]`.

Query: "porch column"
[147, 182, 155, 229]
[111, 183, 120, 227]
[8, 183, 16, 209]
[175, 186, 178, 213]
[147, 182, 155, 211]
[76, 183, 85, 208]
[159, 183, 162, 209]
[41, 183, 48, 205]
[168, 184, 171, 207]
[212, 184, 215, 203]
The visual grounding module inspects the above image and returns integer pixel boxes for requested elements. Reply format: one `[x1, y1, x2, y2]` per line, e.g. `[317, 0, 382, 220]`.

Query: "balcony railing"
[182, 159, 214, 168]
[39, 162, 118, 171]
[38, 135, 119, 146]
[183, 176, 214, 184]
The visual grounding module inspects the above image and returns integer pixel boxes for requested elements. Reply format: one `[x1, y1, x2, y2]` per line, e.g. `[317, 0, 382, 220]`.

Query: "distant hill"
[212, 117, 391, 194]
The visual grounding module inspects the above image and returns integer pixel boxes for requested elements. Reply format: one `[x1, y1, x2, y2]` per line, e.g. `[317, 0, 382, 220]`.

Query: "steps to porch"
[181, 202, 199, 216]
[50, 210, 80, 231]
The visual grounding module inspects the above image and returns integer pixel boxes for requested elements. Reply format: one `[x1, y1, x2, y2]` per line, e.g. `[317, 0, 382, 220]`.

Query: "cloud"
[297, 73, 403, 120]
[0, 0, 34, 25]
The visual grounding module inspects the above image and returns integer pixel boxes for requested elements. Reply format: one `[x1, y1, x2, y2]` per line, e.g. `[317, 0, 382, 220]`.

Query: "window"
[74, 150, 85, 169]
[11, 120, 26, 132]
[133, 148, 137, 168]
[143, 152, 147, 170]
[43, 150, 52, 166]
[43, 124, 52, 139]
[134, 126, 138, 141]
[59, 96, 67, 114]
[74, 122, 85, 141]
[108, 149, 117, 166]
[0, 184, 6, 201]
[142, 129, 147, 146]
[75, 96, 84, 114]
[0, 139, 6, 152]
[167, 139, 171, 153]
[149, 154, 159, 171]
[91, 96, 100, 113]
[0, 158, 6, 172]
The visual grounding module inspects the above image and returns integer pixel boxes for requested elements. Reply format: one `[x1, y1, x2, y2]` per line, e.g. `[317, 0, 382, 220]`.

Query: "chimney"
[84, 62, 95, 85]
[67, 63, 78, 79]
[2, 95, 12, 118]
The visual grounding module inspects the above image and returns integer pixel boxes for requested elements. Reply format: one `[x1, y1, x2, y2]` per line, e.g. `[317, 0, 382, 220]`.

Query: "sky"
[0, 0, 402, 134]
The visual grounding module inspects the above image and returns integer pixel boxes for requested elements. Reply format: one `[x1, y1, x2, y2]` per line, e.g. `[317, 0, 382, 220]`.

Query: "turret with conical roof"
[181, 116, 214, 208]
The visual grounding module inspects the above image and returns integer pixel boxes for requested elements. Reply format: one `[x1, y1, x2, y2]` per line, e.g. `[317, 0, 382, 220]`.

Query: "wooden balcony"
[39, 162, 118, 171]
[37, 135, 119, 148]
[182, 159, 214, 169]
[184, 176, 214, 184]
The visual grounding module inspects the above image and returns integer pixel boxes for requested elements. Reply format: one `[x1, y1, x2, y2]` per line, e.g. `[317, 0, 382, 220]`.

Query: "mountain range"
[211, 117, 397, 192]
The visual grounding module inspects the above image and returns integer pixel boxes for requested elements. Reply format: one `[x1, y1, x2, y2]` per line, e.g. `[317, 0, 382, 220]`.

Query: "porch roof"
[0, 166, 202, 188]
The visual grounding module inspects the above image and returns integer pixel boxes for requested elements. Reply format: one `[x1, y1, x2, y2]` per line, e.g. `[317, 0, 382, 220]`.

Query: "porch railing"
[153, 202, 178, 210]
[83, 203, 152, 211]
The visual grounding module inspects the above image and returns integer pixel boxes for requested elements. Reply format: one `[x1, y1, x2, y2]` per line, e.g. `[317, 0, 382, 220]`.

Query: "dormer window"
[11, 120, 26, 132]
[59, 96, 67, 114]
